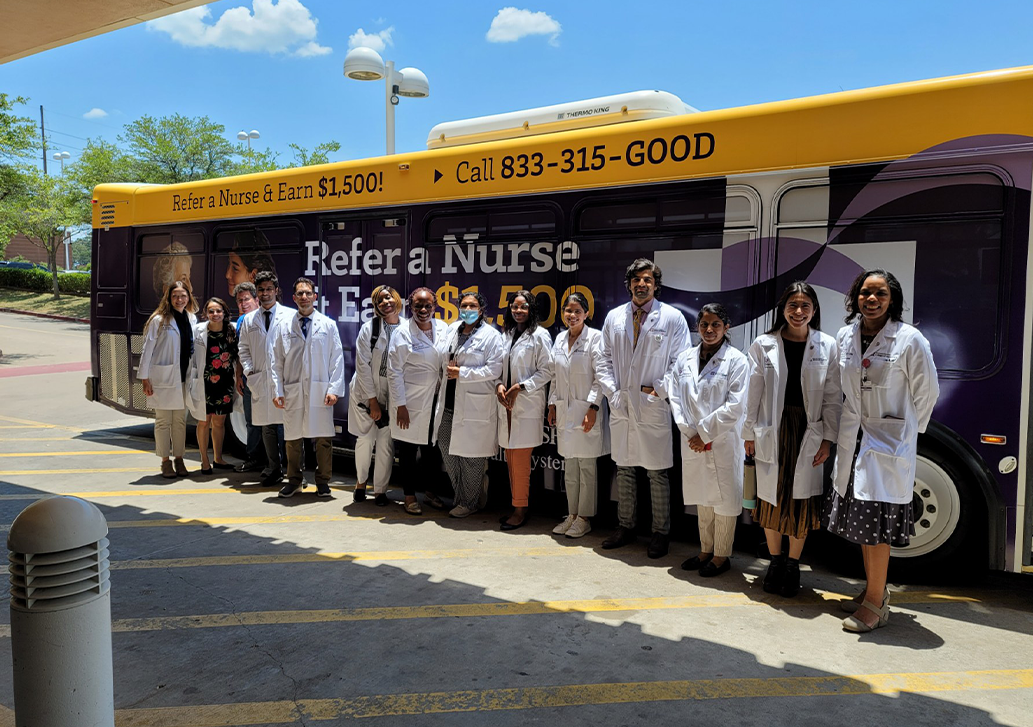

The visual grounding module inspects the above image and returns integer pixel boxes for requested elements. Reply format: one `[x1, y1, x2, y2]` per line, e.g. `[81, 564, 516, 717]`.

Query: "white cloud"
[486, 7, 561, 46]
[348, 27, 394, 53]
[147, 0, 331, 58]
[83, 108, 108, 119]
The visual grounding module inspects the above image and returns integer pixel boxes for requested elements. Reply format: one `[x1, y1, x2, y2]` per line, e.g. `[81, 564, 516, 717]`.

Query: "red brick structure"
[2, 235, 48, 265]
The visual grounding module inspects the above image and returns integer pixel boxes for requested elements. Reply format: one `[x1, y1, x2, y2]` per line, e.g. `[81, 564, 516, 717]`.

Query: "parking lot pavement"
[1, 312, 1031, 726]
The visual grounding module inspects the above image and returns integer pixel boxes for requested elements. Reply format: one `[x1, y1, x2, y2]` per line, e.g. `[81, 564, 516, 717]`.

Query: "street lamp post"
[52, 151, 70, 173]
[343, 47, 429, 155]
[237, 129, 260, 153]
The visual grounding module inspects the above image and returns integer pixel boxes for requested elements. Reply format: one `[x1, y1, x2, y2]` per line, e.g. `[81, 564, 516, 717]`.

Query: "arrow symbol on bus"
[433, 169, 443, 183]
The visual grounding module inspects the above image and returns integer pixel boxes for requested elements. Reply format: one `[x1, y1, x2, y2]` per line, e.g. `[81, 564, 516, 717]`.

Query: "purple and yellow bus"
[88, 66, 1033, 575]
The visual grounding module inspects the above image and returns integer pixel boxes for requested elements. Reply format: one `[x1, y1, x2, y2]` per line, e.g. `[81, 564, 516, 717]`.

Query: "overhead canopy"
[1, 0, 215, 65]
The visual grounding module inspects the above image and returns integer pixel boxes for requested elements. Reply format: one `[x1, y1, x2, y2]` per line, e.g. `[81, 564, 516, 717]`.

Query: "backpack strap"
[369, 316, 382, 357]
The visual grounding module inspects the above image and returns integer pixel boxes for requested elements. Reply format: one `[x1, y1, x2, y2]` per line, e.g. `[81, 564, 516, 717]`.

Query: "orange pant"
[504, 448, 533, 507]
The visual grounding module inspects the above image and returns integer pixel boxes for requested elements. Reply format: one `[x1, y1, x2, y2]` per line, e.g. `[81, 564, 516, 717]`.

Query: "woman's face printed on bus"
[784, 293, 815, 332]
[628, 269, 656, 305]
[410, 292, 436, 323]
[563, 300, 587, 329]
[170, 288, 189, 312]
[509, 295, 530, 325]
[858, 275, 892, 325]
[376, 290, 397, 318]
[206, 303, 225, 323]
[225, 253, 254, 296]
[698, 312, 727, 348]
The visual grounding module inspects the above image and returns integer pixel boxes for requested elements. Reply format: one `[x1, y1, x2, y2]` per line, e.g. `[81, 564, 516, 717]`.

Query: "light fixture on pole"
[52, 151, 70, 173]
[343, 47, 429, 155]
[236, 129, 260, 151]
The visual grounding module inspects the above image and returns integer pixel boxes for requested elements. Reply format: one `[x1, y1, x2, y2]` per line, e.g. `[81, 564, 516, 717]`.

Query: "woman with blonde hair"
[187, 297, 238, 474]
[139, 280, 199, 478]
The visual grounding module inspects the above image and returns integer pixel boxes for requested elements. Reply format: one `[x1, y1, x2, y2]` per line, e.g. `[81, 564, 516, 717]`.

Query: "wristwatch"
[588, 404, 599, 411]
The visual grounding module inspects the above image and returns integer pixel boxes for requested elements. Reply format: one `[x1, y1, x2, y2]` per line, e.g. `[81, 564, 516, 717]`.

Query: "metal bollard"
[7, 496, 114, 727]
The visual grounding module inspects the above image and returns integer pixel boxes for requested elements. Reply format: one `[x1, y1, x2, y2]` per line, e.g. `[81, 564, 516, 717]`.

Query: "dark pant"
[286, 437, 333, 485]
[396, 440, 444, 497]
[241, 386, 264, 461]
[261, 423, 286, 476]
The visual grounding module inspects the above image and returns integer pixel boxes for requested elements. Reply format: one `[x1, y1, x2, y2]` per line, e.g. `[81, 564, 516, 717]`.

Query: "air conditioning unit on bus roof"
[426, 90, 697, 150]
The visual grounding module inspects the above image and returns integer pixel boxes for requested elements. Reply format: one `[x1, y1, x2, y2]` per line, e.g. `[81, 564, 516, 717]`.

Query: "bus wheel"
[890, 445, 984, 577]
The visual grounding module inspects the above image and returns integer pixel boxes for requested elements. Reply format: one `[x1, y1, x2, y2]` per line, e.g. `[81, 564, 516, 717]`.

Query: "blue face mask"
[459, 309, 480, 325]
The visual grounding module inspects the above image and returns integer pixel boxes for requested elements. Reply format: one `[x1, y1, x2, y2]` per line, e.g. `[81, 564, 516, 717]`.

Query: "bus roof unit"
[426, 90, 697, 149]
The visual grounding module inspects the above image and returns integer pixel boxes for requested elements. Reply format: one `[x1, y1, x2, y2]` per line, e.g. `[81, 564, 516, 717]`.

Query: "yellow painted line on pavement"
[15, 668, 1026, 725]
[0, 322, 83, 339]
[0, 414, 84, 432]
[0, 425, 54, 430]
[1022, 565, 1033, 574]
[0, 450, 151, 457]
[0, 467, 157, 476]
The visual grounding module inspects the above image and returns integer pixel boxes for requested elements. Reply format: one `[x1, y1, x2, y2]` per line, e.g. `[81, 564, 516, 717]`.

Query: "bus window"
[488, 209, 557, 237]
[136, 231, 204, 313]
[427, 213, 487, 242]
[214, 225, 302, 250]
[579, 200, 658, 232]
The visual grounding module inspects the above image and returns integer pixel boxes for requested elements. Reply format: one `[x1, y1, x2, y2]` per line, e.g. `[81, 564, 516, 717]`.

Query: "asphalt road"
[1, 311, 1031, 726]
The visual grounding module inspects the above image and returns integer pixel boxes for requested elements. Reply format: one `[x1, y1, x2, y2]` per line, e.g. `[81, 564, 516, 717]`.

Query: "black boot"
[780, 557, 801, 598]
[763, 553, 786, 594]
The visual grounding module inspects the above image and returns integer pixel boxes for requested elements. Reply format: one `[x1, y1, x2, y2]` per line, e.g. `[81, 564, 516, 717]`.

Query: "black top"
[173, 309, 193, 383]
[783, 338, 806, 407]
[445, 330, 473, 410]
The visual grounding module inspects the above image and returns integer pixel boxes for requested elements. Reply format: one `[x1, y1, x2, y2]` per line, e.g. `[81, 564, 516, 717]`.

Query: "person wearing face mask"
[388, 287, 451, 514]
[348, 285, 405, 506]
[826, 269, 938, 633]
[438, 292, 505, 518]
[666, 303, 749, 577]
[596, 258, 690, 559]
[233, 282, 265, 473]
[271, 277, 346, 498]
[548, 292, 609, 539]
[743, 282, 842, 597]
[138, 280, 199, 478]
[238, 271, 294, 487]
[186, 297, 238, 475]
[495, 290, 554, 531]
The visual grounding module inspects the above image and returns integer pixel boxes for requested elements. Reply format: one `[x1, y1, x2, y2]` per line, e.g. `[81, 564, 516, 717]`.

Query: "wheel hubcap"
[892, 455, 961, 558]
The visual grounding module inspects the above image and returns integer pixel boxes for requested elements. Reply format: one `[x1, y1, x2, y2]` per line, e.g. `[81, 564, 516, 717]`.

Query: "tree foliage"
[119, 114, 238, 184]
[0, 93, 38, 211]
[0, 168, 75, 295]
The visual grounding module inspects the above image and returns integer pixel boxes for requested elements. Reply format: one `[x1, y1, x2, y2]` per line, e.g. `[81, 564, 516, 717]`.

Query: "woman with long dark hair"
[743, 282, 841, 596]
[827, 269, 939, 632]
[187, 296, 238, 474]
[495, 290, 553, 531]
[668, 303, 749, 576]
[548, 291, 609, 538]
[139, 280, 199, 478]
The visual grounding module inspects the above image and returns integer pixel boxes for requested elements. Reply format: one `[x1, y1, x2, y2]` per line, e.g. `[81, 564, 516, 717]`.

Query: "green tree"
[287, 141, 341, 167]
[62, 139, 138, 226]
[0, 168, 75, 295]
[119, 114, 236, 184]
[0, 94, 39, 252]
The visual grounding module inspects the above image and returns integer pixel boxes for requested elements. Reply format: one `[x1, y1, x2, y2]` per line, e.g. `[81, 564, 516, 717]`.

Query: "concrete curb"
[0, 307, 89, 324]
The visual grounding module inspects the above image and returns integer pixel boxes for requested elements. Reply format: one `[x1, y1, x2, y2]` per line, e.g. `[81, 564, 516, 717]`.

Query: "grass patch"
[0, 288, 90, 320]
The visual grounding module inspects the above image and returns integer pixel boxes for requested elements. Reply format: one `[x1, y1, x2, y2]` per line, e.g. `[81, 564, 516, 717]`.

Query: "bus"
[87, 66, 1033, 576]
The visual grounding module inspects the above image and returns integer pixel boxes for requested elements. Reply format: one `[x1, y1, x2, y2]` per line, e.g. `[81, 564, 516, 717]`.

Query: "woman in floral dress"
[188, 297, 238, 474]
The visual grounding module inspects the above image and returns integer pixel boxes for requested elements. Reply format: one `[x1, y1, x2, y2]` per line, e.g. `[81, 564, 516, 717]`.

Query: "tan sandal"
[841, 587, 890, 614]
[842, 597, 890, 632]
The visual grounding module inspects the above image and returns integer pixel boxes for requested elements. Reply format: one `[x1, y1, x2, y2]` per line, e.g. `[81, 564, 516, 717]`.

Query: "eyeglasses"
[295, 290, 316, 297]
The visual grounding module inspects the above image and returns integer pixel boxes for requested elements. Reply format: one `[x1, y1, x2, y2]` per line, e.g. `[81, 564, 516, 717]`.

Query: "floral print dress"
[204, 328, 236, 415]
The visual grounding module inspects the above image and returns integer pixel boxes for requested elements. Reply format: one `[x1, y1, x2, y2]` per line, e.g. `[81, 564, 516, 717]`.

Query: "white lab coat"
[743, 329, 842, 504]
[270, 310, 347, 440]
[666, 342, 749, 516]
[597, 300, 690, 470]
[549, 327, 610, 458]
[388, 318, 450, 445]
[497, 327, 553, 449]
[347, 317, 406, 437]
[441, 321, 505, 458]
[238, 303, 294, 426]
[138, 312, 197, 411]
[833, 321, 939, 504]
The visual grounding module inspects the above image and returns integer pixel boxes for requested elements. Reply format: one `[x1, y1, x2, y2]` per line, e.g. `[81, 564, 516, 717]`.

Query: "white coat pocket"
[753, 425, 777, 463]
[638, 392, 669, 425]
[150, 364, 178, 388]
[247, 370, 267, 399]
[466, 392, 495, 422]
[863, 416, 907, 458]
[564, 400, 591, 432]
[284, 382, 304, 411]
[798, 420, 824, 463]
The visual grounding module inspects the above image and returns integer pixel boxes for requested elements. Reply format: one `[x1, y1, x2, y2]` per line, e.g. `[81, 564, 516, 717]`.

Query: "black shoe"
[763, 554, 786, 594]
[278, 480, 303, 498]
[316, 483, 332, 498]
[198, 467, 214, 476]
[780, 558, 801, 598]
[235, 459, 262, 473]
[601, 526, 637, 550]
[374, 493, 389, 506]
[699, 558, 732, 578]
[500, 514, 529, 531]
[647, 533, 670, 559]
[260, 472, 284, 487]
[681, 554, 713, 571]
[212, 462, 235, 471]
[353, 486, 367, 502]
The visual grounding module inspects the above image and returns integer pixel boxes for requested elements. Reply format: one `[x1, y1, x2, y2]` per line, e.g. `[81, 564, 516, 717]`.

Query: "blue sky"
[3, 0, 1033, 167]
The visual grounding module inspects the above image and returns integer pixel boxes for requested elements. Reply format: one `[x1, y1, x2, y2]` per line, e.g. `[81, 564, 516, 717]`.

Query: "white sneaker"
[553, 515, 576, 535]
[566, 518, 592, 538]
[449, 505, 476, 518]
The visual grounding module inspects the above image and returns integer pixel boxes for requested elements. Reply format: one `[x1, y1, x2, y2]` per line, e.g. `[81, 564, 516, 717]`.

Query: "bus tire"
[889, 437, 987, 580]
[225, 410, 249, 457]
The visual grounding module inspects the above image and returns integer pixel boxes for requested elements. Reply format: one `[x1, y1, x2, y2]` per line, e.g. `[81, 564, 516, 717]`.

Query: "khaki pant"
[698, 505, 736, 558]
[286, 437, 333, 485]
[154, 409, 186, 458]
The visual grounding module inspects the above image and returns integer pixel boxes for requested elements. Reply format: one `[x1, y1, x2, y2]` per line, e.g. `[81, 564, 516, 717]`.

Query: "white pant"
[354, 424, 394, 494]
[698, 505, 736, 558]
[154, 409, 186, 459]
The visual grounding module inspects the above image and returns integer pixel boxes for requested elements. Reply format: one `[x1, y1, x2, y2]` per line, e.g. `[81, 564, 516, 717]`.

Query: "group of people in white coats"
[139, 272, 346, 498]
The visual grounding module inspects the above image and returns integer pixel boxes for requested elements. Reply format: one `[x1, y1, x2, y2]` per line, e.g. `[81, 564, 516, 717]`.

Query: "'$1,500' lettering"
[319, 172, 384, 199]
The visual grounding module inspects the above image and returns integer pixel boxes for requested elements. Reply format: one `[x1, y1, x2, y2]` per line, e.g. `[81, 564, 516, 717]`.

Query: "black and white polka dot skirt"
[824, 468, 915, 547]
